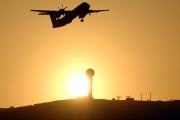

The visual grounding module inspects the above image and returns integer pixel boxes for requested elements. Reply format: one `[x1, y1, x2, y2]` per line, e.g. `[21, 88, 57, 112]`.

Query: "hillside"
[0, 99, 180, 120]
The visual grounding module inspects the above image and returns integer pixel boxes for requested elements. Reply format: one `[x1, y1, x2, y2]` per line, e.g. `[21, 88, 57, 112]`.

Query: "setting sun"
[68, 74, 89, 97]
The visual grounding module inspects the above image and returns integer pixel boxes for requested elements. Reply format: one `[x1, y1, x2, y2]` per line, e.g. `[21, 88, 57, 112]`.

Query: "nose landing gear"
[81, 19, 84, 22]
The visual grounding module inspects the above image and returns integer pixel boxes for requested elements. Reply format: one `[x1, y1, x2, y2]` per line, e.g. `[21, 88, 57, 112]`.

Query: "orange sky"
[0, 0, 180, 108]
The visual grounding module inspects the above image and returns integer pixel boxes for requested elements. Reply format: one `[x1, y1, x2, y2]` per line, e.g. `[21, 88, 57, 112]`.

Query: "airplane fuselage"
[53, 2, 90, 28]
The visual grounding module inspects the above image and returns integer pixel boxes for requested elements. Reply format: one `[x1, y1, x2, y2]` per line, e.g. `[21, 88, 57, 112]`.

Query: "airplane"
[30, 2, 109, 28]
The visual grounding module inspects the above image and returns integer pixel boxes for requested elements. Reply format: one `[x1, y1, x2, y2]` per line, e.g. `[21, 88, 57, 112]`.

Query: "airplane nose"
[83, 2, 90, 8]
[88, 4, 90, 8]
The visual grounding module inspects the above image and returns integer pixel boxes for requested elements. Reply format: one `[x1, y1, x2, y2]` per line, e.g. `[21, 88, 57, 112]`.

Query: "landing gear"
[81, 19, 84, 22]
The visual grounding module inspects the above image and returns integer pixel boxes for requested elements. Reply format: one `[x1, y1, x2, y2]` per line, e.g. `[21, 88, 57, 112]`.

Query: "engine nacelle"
[55, 9, 64, 18]
[55, 13, 62, 18]
[68, 20, 72, 24]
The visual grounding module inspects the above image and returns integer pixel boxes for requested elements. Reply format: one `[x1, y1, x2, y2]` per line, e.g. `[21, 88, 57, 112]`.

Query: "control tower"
[86, 68, 95, 99]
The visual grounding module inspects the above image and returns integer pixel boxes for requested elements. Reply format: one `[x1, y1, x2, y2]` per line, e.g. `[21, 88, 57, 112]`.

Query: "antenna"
[116, 96, 121, 100]
[126, 96, 131, 98]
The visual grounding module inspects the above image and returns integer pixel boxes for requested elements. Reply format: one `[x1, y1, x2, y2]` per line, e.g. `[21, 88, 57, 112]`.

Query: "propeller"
[58, 4, 67, 10]
[55, 4, 68, 18]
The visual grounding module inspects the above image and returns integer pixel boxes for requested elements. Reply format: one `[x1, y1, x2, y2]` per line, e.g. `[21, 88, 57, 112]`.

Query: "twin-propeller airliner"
[31, 2, 109, 28]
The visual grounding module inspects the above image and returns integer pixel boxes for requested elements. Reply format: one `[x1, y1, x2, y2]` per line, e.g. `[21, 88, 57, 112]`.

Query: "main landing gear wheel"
[81, 19, 84, 22]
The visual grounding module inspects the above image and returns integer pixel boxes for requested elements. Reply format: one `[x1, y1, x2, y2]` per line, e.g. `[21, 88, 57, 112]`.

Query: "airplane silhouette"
[31, 2, 109, 28]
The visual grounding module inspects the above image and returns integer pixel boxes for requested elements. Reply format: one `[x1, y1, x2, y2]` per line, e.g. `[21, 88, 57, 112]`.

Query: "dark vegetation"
[0, 99, 180, 120]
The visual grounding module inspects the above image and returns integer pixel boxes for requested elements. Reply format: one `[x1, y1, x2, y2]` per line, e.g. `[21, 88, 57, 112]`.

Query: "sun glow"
[68, 74, 89, 97]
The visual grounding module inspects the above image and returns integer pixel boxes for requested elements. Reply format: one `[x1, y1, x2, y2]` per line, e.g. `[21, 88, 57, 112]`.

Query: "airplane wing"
[31, 10, 57, 12]
[30, 10, 72, 15]
[89, 9, 109, 13]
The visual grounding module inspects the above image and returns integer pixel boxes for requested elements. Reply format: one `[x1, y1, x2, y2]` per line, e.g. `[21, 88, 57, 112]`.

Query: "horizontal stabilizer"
[38, 12, 50, 15]
[30, 10, 57, 15]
